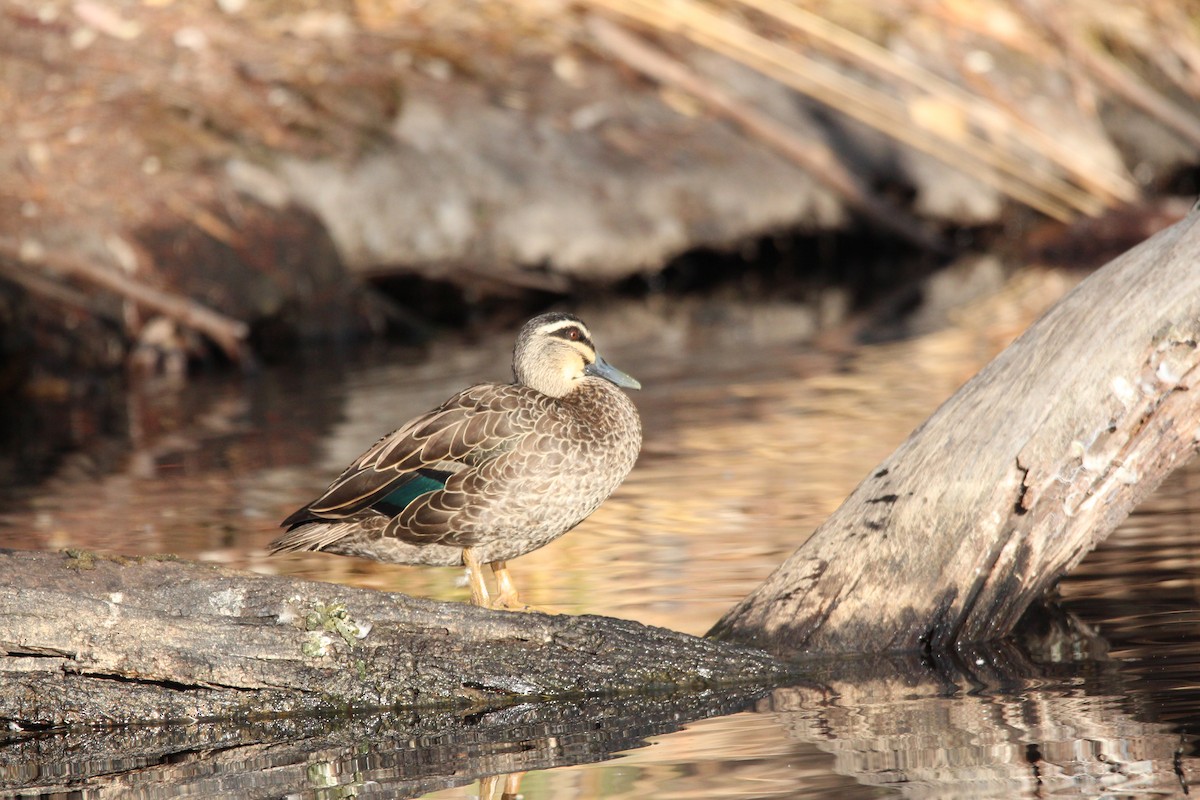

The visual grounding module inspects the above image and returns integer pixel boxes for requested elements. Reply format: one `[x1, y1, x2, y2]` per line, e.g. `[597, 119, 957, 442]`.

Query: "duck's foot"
[462, 555, 548, 612]
[488, 561, 550, 613]
[462, 547, 491, 607]
[489, 560, 530, 611]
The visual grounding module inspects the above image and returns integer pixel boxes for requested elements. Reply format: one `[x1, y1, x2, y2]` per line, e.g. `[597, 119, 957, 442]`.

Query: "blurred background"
[3, 1, 1200, 797]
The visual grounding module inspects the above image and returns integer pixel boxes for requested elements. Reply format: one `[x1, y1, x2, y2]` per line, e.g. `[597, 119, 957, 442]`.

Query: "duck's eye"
[550, 324, 590, 347]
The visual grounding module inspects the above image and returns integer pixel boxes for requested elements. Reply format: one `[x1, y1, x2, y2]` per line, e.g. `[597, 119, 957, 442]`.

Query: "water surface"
[3, 273, 1199, 798]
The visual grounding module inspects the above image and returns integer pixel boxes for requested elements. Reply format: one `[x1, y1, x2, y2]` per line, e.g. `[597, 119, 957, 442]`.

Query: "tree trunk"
[710, 205, 1200, 656]
[0, 549, 786, 727]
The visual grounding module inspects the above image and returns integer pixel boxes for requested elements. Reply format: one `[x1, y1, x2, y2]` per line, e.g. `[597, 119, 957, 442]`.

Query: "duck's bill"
[586, 355, 642, 390]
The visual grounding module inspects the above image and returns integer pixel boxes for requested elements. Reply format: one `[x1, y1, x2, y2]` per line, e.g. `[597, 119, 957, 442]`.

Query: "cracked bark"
[0, 550, 787, 727]
[711, 206, 1200, 656]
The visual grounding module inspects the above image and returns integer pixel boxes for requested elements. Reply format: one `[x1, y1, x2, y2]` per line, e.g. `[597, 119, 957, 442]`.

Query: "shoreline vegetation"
[1, 0, 1198, 380]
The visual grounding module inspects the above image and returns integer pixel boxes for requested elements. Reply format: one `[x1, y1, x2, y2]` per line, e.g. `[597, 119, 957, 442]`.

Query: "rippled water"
[3, 273, 1200, 798]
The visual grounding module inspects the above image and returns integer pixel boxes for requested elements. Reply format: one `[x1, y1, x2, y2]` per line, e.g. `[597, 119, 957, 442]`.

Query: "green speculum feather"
[375, 471, 448, 515]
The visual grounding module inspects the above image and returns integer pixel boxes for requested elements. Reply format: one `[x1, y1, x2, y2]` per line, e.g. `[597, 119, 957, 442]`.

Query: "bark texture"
[710, 205, 1200, 656]
[0, 549, 787, 727]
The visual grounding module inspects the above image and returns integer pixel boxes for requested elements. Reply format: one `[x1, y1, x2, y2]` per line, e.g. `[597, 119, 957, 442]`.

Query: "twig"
[1016, 0, 1200, 151]
[586, 15, 946, 251]
[164, 194, 244, 248]
[0, 259, 117, 321]
[0, 237, 250, 364]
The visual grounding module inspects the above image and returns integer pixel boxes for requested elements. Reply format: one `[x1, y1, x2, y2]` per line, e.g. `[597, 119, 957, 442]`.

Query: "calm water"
[3, 274, 1200, 798]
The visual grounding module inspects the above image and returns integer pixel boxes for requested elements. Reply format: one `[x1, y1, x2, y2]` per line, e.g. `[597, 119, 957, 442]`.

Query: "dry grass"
[1, 0, 1197, 362]
[578, 0, 1200, 220]
[5, 0, 1196, 245]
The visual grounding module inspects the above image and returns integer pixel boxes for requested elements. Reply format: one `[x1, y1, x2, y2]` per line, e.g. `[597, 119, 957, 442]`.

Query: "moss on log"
[0, 549, 788, 727]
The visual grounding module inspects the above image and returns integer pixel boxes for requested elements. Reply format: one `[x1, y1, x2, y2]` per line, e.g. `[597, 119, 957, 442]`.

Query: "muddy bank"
[2, 0, 1198, 375]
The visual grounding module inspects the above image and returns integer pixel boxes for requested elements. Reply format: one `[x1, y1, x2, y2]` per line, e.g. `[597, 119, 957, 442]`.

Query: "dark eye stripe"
[550, 325, 593, 350]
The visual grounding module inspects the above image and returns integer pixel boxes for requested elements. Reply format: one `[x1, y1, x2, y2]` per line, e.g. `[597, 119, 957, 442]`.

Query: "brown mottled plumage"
[270, 312, 642, 609]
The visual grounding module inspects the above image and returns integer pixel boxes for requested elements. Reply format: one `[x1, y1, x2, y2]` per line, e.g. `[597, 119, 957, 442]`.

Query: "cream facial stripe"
[541, 319, 596, 361]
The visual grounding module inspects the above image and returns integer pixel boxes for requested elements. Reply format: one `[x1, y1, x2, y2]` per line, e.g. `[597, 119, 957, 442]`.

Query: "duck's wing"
[279, 384, 540, 530]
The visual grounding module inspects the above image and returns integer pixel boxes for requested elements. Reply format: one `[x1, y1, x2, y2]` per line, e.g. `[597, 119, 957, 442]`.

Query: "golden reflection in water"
[420, 711, 887, 800]
[763, 674, 1190, 799]
[0, 269, 1077, 639]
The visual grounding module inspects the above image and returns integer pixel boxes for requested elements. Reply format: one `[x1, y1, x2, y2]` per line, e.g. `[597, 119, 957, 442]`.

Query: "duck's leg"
[500, 772, 524, 798]
[501, 771, 524, 798]
[480, 773, 524, 799]
[462, 547, 491, 607]
[490, 560, 524, 610]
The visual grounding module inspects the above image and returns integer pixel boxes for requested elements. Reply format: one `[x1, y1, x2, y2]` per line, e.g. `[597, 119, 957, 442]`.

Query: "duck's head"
[513, 312, 641, 398]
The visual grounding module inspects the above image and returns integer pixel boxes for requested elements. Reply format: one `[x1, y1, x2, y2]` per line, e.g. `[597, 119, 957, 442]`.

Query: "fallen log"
[711, 203, 1200, 656]
[0, 549, 786, 727]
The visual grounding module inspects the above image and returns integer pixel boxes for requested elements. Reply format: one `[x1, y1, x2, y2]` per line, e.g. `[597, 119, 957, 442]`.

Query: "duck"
[270, 312, 642, 610]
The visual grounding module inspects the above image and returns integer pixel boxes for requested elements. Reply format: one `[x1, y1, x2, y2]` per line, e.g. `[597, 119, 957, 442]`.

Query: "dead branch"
[0, 237, 250, 364]
[711, 205, 1200, 656]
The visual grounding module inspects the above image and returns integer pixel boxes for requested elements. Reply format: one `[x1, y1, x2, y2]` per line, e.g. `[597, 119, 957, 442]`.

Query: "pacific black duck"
[270, 312, 642, 609]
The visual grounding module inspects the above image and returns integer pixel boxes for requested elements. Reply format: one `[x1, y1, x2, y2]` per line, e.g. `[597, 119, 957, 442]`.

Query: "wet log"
[0, 549, 786, 727]
[711, 204, 1200, 656]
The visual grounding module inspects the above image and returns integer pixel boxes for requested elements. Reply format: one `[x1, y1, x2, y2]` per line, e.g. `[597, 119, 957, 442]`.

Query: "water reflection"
[764, 647, 1192, 798]
[4, 274, 1200, 798]
[3, 633, 1196, 798]
[0, 687, 774, 798]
